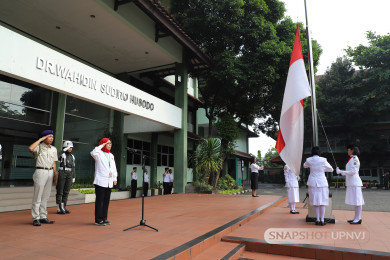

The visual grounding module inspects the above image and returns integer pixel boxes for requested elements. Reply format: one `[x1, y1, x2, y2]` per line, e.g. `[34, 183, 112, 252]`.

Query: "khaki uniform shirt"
[33, 143, 58, 168]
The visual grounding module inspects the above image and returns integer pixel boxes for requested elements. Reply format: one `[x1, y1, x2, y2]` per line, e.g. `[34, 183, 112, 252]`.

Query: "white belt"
[59, 167, 72, 171]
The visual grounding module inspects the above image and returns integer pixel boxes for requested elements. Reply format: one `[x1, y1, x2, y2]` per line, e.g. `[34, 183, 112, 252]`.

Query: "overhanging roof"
[0, 0, 209, 77]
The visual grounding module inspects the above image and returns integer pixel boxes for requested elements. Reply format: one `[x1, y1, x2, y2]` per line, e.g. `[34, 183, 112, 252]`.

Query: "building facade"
[0, 0, 255, 191]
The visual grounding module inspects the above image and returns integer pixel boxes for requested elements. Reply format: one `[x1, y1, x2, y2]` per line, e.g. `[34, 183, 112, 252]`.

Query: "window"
[359, 169, 371, 177]
[157, 145, 174, 167]
[127, 139, 151, 166]
[0, 74, 52, 125]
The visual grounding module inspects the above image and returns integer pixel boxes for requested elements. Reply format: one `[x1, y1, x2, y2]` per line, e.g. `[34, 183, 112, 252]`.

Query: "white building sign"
[0, 25, 181, 129]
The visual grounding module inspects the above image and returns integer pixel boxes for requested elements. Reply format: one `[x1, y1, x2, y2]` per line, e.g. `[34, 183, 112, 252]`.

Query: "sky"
[248, 0, 390, 157]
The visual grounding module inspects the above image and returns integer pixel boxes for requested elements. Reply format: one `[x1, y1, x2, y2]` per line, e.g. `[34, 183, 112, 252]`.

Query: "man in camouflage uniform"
[56, 140, 76, 214]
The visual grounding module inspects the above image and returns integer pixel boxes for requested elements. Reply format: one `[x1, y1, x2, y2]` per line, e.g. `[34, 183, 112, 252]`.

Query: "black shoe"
[350, 219, 362, 224]
[33, 220, 41, 226]
[315, 221, 321, 225]
[252, 195, 259, 197]
[39, 218, 55, 224]
[95, 220, 106, 226]
[64, 204, 71, 214]
[347, 219, 354, 223]
[57, 210, 65, 214]
[290, 210, 300, 214]
[321, 221, 326, 226]
[104, 220, 111, 225]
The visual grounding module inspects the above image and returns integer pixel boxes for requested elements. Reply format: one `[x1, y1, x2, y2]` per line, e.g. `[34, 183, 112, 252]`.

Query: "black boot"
[63, 203, 71, 214]
[57, 204, 65, 214]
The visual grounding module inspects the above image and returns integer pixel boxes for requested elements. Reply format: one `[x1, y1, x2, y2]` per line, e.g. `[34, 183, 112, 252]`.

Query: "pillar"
[173, 59, 188, 193]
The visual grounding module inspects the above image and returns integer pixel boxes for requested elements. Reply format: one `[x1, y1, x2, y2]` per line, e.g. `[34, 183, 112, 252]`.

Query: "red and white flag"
[275, 25, 311, 176]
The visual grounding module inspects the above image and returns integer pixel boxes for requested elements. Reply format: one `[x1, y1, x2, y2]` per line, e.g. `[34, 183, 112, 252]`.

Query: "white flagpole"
[304, 0, 318, 146]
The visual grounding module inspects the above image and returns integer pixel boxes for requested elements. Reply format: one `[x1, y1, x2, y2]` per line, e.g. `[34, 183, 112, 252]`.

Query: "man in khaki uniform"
[29, 130, 58, 226]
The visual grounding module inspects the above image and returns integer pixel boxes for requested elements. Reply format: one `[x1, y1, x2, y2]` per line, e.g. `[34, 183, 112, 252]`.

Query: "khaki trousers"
[32, 169, 53, 220]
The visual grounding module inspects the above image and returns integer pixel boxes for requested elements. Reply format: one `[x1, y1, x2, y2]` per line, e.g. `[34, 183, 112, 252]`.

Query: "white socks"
[354, 205, 362, 221]
[314, 206, 320, 221]
[320, 205, 326, 222]
[289, 203, 295, 211]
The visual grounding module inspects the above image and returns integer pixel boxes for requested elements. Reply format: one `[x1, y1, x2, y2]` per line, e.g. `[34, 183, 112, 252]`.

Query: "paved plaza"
[254, 183, 390, 212]
[0, 189, 389, 259]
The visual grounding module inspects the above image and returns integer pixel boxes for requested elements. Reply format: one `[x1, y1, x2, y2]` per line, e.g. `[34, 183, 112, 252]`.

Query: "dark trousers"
[143, 182, 149, 197]
[131, 179, 137, 198]
[94, 184, 111, 222]
[163, 182, 170, 195]
[56, 171, 73, 204]
[169, 182, 173, 194]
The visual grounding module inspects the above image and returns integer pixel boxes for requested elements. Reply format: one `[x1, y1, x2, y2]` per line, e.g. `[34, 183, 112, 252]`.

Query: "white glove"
[336, 167, 342, 175]
[72, 178, 75, 183]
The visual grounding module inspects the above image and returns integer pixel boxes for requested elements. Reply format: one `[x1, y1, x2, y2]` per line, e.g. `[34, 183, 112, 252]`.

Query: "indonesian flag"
[275, 25, 311, 176]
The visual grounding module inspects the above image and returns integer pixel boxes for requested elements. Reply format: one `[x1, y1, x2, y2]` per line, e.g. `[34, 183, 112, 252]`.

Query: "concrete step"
[0, 187, 85, 213]
[192, 242, 244, 260]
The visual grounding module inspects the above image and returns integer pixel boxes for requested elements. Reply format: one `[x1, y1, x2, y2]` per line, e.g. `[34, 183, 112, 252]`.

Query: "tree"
[261, 147, 279, 168]
[257, 150, 262, 162]
[170, 1, 322, 137]
[193, 137, 223, 188]
[346, 31, 390, 121]
[313, 32, 390, 154]
[216, 114, 241, 162]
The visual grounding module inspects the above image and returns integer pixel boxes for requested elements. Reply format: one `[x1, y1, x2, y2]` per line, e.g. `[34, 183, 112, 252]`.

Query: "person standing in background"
[143, 168, 149, 197]
[56, 140, 76, 214]
[168, 168, 174, 194]
[284, 164, 300, 214]
[130, 167, 138, 198]
[250, 158, 264, 197]
[163, 168, 170, 195]
[91, 138, 117, 226]
[29, 130, 58, 226]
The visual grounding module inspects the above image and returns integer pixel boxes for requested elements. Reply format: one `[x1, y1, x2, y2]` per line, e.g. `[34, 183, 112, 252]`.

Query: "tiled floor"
[1, 194, 389, 259]
[0, 194, 280, 259]
[227, 202, 390, 253]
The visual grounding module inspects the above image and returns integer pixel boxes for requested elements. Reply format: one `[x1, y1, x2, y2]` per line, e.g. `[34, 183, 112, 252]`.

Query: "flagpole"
[304, 0, 318, 146]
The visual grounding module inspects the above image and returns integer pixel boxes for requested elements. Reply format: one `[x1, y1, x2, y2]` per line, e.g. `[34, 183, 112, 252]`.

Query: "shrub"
[217, 174, 236, 190]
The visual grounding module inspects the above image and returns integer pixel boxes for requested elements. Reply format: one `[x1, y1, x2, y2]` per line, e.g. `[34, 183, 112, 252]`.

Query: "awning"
[235, 150, 253, 159]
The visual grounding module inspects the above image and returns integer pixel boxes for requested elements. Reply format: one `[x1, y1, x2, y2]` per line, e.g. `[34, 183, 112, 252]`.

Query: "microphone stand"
[123, 149, 158, 232]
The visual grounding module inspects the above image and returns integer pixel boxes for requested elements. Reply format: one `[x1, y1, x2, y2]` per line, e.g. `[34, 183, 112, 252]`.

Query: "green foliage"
[261, 147, 280, 168]
[193, 181, 213, 192]
[77, 188, 117, 194]
[313, 32, 390, 154]
[193, 137, 223, 188]
[220, 188, 244, 195]
[217, 174, 237, 190]
[216, 114, 241, 158]
[257, 150, 262, 161]
[170, 1, 322, 137]
[72, 182, 94, 189]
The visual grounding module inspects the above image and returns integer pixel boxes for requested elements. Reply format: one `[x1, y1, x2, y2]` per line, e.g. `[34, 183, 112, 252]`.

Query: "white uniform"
[338, 156, 364, 206]
[304, 155, 333, 206]
[284, 165, 299, 203]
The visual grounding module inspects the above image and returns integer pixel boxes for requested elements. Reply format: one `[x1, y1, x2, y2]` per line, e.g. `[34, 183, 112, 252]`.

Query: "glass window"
[0, 75, 52, 125]
[126, 139, 151, 166]
[63, 96, 110, 182]
[65, 96, 110, 122]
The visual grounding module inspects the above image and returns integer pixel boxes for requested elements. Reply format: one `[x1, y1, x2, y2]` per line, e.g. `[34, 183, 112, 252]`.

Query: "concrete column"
[52, 93, 66, 153]
[150, 133, 158, 188]
[174, 60, 188, 193]
[112, 111, 127, 189]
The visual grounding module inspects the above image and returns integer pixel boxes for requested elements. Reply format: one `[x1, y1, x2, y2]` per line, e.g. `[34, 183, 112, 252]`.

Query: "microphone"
[126, 147, 138, 153]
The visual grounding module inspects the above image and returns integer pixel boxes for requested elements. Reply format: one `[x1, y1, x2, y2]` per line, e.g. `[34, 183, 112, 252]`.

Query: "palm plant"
[193, 137, 223, 188]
